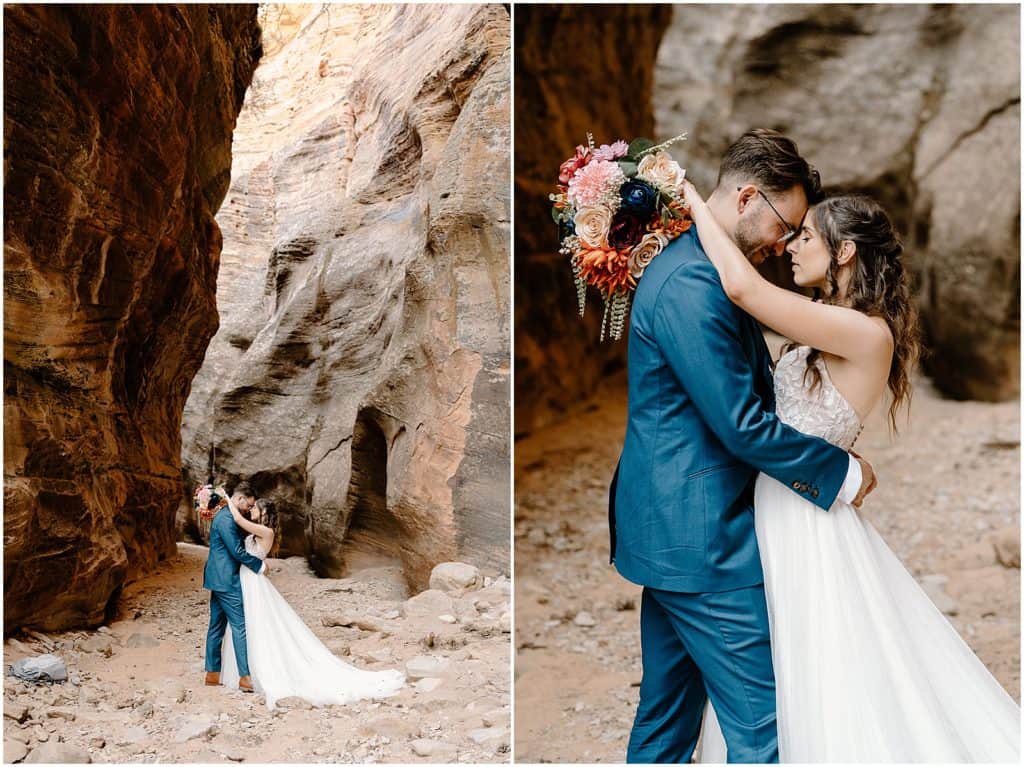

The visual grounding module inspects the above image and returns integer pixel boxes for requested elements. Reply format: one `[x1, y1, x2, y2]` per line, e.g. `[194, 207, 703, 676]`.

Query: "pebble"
[573, 611, 597, 628]
[4, 704, 30, 723]
[173, 719, 217, 743]
[405, 656, 450, 680]
[76, 636, 112, 657]
[413, 677, 444, 693]
[125, 633, 160, 648]
[468, 726, 507, 744]
[410, 738, 457, 758]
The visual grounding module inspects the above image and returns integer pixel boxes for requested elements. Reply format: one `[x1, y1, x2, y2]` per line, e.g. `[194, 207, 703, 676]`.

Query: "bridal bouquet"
[552, 132, 692, 340]
[194, 483, 228, 521]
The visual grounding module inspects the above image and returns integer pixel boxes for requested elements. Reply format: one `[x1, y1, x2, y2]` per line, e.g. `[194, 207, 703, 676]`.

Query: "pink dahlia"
[567, 160, 626, 209]
[591, 140, 629, 162]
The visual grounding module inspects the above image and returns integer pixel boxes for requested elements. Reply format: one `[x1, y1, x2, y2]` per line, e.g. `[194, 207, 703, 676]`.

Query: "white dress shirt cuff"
[259, 561, 267, 575]
[837, 455, 862, 505]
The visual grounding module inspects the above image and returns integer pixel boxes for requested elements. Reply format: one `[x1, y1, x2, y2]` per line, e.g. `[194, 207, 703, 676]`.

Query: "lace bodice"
[774, 346, 863, 451]
[245, 534, 267, 560]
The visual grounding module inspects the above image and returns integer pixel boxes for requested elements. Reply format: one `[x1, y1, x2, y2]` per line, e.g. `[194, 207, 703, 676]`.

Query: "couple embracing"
[202, 481, 405, 709]
[610, 129, 1020, 762]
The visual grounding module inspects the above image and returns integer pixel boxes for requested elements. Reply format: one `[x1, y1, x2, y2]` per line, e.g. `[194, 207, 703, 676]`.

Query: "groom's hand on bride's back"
[851, 451, 877, 508]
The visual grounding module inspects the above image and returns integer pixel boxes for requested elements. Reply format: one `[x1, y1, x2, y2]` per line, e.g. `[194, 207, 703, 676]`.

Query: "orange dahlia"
[575, 247, 637, 295]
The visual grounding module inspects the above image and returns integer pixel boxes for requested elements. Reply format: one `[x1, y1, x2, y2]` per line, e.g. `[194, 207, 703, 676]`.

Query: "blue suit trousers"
[204, 589, 250, 678]
[627, 585, 779, 764]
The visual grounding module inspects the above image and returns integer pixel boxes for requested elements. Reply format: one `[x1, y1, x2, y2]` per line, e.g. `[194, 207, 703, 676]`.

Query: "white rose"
[637, 151, 686, 193]
[573, 206, 613, 249]
[628, 233, 668, 278]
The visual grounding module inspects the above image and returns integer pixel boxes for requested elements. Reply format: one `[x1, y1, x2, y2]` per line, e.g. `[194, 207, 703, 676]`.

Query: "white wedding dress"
[221, 534, 405, 709]
[700, 345, 1020, 763]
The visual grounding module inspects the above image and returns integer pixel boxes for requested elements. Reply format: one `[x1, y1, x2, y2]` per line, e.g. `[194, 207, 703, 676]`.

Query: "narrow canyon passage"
[179, 2, 511, 593]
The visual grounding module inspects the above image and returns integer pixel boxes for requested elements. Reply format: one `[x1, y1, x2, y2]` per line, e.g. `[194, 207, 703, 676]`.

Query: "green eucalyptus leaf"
[617, 159, 638, 177]
[628, 138, 655, 158]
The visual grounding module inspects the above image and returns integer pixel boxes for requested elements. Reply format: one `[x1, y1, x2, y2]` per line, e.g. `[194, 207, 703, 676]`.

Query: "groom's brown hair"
[233, 480, 255, 499]
[717, 128, 823, 203]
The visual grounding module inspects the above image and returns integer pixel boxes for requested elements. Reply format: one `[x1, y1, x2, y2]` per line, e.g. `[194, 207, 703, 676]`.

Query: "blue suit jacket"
[203, 506, 264, 593]
[609, 228, 850, 592]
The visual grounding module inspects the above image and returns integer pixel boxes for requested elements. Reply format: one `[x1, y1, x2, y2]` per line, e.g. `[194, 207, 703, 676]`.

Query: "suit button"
[812, 489, 819, 498]
[792, 481, 800, 489]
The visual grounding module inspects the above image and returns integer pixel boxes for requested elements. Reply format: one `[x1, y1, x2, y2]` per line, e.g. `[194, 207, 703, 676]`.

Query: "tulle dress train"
[221, 535, 405, 709]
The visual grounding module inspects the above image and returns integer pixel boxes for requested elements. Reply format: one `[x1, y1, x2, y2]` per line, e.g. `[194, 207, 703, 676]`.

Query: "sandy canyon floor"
[4, 547, 510, 764]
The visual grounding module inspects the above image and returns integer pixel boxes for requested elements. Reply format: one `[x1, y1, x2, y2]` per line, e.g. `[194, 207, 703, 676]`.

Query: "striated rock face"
[513, 5, 672, 435]
[655, 4, 1020, 401]
[3, 6, 262, 633]
[180, 5, 510, 590]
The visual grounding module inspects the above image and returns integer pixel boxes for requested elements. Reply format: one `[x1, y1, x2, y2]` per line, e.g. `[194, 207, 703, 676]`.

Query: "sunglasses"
[738, 186, 801, 246]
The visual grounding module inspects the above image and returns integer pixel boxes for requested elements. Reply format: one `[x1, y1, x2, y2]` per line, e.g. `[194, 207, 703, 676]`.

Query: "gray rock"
[405, 656, 451, 680]
[468, 726, 507, 745]
[124, 633, 160, 649]
[173, 719, 218, 743]
[410, 739, 458, 759]
[993, 526, 1021, 569]
[274, 696, 313, 710]
[402, 590, 455, 620]
[429, 563, 483, 593]
[24, 741, 91, 763]
[4, 704, 30, 723]
[573, 611, 597, 628]
[481, 708, 507, 727]
[413, 677, 444, 693]
[76, 636, 113, 657]
[5, 740, 28, 764]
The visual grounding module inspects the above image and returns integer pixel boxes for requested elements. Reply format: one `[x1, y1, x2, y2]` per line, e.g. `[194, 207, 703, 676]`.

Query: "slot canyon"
[6, 1, 510, 635]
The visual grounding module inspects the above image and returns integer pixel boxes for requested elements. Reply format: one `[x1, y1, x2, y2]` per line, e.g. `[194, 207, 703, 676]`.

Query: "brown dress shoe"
[204, 671, 220, 686]
[238, 675, 254, 692]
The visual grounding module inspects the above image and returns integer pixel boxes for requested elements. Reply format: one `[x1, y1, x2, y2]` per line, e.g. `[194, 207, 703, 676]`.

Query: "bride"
[681, 181, 1020, 762]
[219, 495, 406, 709]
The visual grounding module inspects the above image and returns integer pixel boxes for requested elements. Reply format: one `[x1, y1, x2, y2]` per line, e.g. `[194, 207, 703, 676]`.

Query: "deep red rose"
[608, 213, 645, 250]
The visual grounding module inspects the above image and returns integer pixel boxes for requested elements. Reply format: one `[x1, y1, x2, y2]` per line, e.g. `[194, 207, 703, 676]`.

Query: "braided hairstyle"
[783, 194, 920, 433]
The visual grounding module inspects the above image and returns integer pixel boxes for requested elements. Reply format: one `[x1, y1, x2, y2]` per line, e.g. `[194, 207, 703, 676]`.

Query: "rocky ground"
[4, 546, 510, 764]
[514, 335, 1020, 763]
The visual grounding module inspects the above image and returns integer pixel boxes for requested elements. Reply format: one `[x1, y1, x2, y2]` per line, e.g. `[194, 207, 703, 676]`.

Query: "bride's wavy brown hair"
[783, 194, 921, 433]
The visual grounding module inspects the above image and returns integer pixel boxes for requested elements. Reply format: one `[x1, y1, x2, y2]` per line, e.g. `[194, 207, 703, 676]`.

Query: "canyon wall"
[180, 4, 511, 590]
[513, 5, 672, 435]
[654, 4, 1020, 402]
[3, 5, 262, 632]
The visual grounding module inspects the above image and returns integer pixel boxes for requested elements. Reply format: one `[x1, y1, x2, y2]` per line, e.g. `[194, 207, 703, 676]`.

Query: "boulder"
[429, 562, 483, 593]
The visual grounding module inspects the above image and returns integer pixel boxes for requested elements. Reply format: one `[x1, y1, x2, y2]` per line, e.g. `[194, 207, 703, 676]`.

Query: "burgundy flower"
[608, 212, 646, 250]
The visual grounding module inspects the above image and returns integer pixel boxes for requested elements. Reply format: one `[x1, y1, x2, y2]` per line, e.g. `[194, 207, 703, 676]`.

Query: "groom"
[203, 480, 266, 692]
[609, 129, 876, 762]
